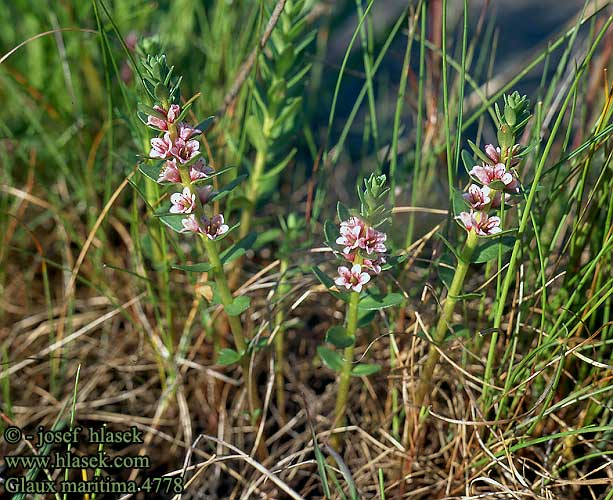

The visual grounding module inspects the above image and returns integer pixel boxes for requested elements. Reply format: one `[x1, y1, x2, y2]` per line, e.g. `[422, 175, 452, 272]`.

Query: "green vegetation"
[1, 1, 612, 498]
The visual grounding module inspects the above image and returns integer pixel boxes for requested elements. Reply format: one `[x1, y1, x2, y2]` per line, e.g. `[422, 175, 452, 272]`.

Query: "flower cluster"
[181, 214, 229, 240]
[457, 143, 522, 236]
[334, 217, 387, 292]
[144, 103, 227, 240]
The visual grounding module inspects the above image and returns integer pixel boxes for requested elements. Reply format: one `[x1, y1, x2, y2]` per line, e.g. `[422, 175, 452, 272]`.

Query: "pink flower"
[149, 133, 173, 159]
[177, 123, 201, 140]
[336, 217, 365, 254]
[181, 214, 201, 233]
[485, 144, 501, 164]
[361, 227, 387, 254]
[197, 185, 215, 205]
[470, 163, 519, 193]
[463, 184, 492, 210]
[170, 137, 200, 164]
[363, 257, 384, 274]
[157, 159, 214, 183]
[485, 144, 521, 166]
[170, 187, 195, 214]
[344, 253, 385, 274]
[158, 160, 182, 183]
[190, 159, 214, 180]
[457, 211, 502, 236]
[147, 104, 180, 131]
[334, 264, 371, 292]
[201, 214, 229, 240]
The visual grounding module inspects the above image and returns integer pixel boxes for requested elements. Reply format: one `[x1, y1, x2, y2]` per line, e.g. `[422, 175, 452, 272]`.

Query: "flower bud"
[503, 91, 530, 132]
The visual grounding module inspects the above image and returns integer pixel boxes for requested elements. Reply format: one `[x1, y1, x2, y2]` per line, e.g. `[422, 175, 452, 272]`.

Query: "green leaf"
[358, 309, 376, 327]
[215, 222, 240, 241]
[471, 236, 516, 263]
[323, 219, 337, 247]
[171, 262, 212, 272]
[523, 182, 546, 192]
[312, 265, 335, 289]
[271, 98, 302, 136]
[227, 195, 251, 211]
[436, 233, 460, 261]
[449, 324, 470, 340]
[312, 266, 350, 302]
[461, 149, 476, 174]
[448, 292, 484, 300]
[210, 174, 248, 202]
[358, 292, 404, 310]
[312, 432, 331, 498]
[351, 363, 381, 377]
[159, 214, 186, 233]
[225, 296, 251, 316]
[137, 102, 165, 118]
[220, 232, 257, 265]
[381, 254, 407, 270]
[276, 46, 295, 75]
[195, 116, 215, 134]
[251, 336, 269, 350]
[260, 148, 296, 181]
[337, 202, 351, 222]
[192, 165, 235, 184]
[255, 228, 282, 249]
[173, 92, 201, 122]
[317, 346, 344, 372]
[218, 348, 243, 366]
[323, 444, 359, 500]
[326, 326, 355, 349]
[451, 187, 468, 217]
[245, 115, 267, 151]
[488, 179, 507, 191]
[467, 139, 492, 165]
[139, 162, 164, 183]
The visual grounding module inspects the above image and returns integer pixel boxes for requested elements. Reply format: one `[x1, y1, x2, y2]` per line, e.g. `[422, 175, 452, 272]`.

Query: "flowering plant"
[313, 174, 404, 448]
[410, 93, 532, 424]
[134, 45, 264, 436]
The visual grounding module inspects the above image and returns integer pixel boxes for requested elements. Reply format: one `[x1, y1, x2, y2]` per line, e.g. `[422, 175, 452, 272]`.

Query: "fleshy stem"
[202, 235, 267, 459]
[331, 256, 362, 450]
[176, 161, 262, 428]
[399, 228, 478, 485]
[412, 230, 479, 417]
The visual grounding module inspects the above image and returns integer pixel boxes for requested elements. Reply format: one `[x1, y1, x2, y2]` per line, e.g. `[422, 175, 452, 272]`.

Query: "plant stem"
[203, 236, 267, 458]
[204, 238, 246, 348]
[331, 286, 360, 450]
[240, 143, 268, 238]
[274, 258, 289, 423]
[178, 159, 267, 456]
[399, 229, 478, 487]
[412, 230, 479, 414]
[229, 145, 267, 289]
